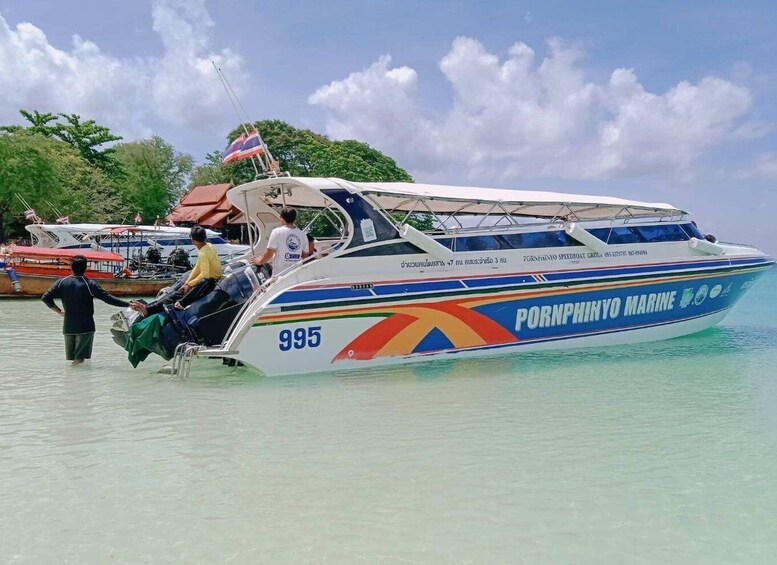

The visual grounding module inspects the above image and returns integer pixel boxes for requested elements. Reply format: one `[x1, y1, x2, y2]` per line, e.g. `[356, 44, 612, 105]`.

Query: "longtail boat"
[0, 245, 174, 297]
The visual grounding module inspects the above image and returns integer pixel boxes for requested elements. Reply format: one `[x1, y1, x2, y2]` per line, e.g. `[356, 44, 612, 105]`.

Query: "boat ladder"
[165, 343, 240, 378]
[165, 342, 201, 378]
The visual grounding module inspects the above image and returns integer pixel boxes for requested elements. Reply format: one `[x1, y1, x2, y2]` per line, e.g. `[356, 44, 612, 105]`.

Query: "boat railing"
[419, 215, 689, 238]
[717, 241, 760, 250]
[221, 247, 332, 344]
[167, 248, 334, 378]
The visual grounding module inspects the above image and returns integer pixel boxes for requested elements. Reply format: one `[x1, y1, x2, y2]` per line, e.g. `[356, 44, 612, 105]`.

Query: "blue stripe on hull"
[270, 257, 773, 307]
[472, 269, 757, 345]
[423, 307, 729, 358]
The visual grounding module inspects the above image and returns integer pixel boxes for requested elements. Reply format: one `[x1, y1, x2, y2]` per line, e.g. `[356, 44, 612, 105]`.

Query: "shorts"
[64, 332, 94, 361]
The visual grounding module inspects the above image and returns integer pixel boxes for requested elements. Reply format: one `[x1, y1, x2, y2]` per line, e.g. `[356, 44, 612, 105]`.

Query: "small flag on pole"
[56, 216, 69, 224]
[237, 130, 265, 160]
[221, 134, 246, 163]
[24, 209, 36, 221]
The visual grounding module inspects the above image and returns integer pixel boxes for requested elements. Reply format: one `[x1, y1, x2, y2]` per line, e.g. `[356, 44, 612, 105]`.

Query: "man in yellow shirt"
[174, 225, 222, 309]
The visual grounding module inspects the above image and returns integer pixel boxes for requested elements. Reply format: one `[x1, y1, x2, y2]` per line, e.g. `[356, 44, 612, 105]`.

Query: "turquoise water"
[1, 269, 776, 563]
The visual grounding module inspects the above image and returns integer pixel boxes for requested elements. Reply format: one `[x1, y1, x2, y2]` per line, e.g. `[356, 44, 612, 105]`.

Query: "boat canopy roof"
[9, 245, 124, 262]
[97, 226, 180, 237]
[227, 177, 686, 221]
[26, 223, 220, 237]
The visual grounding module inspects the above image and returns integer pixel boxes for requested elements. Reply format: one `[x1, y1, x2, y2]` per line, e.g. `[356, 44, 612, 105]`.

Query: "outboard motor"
[2, 265, 22, 292]
[112, 261, 272, 366]
[146, 246, 162, 264]
[166, 262, 271, 346]
[168, 248, 192, 270]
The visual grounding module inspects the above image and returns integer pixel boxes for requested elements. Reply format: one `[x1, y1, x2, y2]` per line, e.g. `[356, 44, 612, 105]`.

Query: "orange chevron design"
[333, 300, 518, 362]
[333, 313, 417, 361]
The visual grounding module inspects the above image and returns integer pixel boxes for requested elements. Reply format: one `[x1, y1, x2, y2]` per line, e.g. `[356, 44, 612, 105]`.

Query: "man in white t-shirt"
[251, 207, 309, 275]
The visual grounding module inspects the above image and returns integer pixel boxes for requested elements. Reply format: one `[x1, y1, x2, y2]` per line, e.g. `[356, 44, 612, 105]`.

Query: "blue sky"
[1, 0, 776, 254]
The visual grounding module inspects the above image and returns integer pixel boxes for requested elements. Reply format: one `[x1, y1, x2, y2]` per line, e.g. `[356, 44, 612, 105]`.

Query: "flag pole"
[15, 193, 41, 223]
[45, 199, 66, 222]
[218, 67, 277, 175]
[212, 62, 263, 179]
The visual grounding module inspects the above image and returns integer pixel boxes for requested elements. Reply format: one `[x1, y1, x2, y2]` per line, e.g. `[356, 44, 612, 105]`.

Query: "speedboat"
[110, 177, 774, 376]
[24, 223, 248, 262]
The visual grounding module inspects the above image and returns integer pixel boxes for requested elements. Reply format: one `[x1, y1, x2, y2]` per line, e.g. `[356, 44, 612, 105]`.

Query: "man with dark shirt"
[42, 255, 130, 365]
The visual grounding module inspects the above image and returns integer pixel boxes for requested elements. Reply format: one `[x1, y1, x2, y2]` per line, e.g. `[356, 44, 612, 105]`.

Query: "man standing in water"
[250, 207, 309, 275]
[42, 255, 130, 365]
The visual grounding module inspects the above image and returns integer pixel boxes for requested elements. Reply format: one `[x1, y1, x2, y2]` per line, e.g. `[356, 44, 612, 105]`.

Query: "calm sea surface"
[1, 269, 776, 564]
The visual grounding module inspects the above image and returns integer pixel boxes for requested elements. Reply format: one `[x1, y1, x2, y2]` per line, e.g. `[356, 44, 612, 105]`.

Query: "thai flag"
[221, 134, 245, 163]
[23, 209, 36, 220]
[237, 130, 265, 160]
[56, 216, 69, 224]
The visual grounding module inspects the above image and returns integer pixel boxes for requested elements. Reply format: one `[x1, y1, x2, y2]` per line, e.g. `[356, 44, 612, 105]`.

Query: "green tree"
[0, 110, 59, 136]
[54, 113, 123, 173]
[2, 110, 123, 174]
[21, 110, 59, 136]
[190, 150, 231, 187]
[112, 136, 193, 223]
[217, 120, 414, 184]
[0, 130, 118, 240]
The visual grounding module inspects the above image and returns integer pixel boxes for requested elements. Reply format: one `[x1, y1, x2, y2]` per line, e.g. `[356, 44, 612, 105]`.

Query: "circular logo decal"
[286, 233, 301, 252]
[709, 284, 722, 299]
[694, 285, 709, 306]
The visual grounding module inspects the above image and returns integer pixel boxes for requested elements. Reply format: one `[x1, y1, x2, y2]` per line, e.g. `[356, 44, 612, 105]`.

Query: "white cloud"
[0, 0, 246, 143]
[740, 152, 777, 180]
[309, 37, 754, 182]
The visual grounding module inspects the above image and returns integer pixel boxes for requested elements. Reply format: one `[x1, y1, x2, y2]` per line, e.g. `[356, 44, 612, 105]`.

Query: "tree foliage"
[189, 150, 228, 187]
[112, 136, 193, 223]
[1, 110, 123, 173]
[199, 119, 414, 185]
[0, 110, 191, 240]
[54, 113, 123, 173]
[2, 111, 422, 242]
[0, 130, 118, 240]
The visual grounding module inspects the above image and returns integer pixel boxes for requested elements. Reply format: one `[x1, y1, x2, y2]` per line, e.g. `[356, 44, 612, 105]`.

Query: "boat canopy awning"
[9, 245, 124, 262]
[102, 226, 154, 236]
[357, 181, 686, 219]
[227, 177, 686, 221]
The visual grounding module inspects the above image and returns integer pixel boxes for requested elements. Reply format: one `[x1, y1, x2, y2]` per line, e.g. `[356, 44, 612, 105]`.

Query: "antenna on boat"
[44, 199, 66, 221]
[14, 193, 41, 223]
[212, 61, 284, 179]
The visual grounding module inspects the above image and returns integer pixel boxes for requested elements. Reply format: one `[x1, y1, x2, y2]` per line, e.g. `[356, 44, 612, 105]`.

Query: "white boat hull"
[230, 260, 768, 376]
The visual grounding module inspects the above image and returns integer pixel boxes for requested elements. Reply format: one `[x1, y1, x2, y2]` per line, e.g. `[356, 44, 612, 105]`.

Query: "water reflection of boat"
[24, 222, 248, 262]
[0, 245, 175, 297]
[110, 177, 774, 376]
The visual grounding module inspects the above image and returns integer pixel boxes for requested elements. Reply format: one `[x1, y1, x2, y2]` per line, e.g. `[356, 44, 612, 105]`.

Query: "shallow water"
[1, 270, 777, 564]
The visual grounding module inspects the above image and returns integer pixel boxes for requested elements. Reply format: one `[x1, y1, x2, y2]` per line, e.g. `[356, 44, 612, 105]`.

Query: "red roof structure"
[166, 183, 238, 227]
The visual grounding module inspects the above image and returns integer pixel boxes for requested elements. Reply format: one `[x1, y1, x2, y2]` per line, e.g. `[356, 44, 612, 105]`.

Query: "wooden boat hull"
[0, 271, 172, 297]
